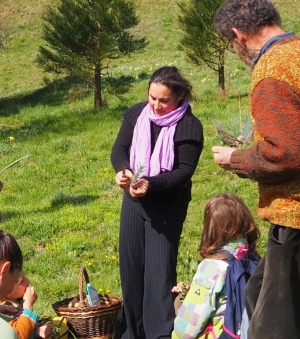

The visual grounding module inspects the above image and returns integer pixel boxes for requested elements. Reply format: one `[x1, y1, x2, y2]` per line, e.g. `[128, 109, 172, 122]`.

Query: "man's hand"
[212, 146, 235, 170]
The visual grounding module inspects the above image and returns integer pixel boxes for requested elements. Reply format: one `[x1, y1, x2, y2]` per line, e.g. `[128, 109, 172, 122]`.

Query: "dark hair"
[148, 66, 193, 101]
[199, 193, 260, 259]
[0, 230, 23, 272]
[215, 0, 281, 41]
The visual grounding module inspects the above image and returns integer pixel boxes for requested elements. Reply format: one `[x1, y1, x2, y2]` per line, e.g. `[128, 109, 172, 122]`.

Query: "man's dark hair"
[0, 230, 23, 272]
[215, 0, 281, 41]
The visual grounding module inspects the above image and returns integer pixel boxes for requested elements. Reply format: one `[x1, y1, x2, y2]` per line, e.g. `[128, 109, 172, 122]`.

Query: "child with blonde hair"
[172, 193, 260, 339]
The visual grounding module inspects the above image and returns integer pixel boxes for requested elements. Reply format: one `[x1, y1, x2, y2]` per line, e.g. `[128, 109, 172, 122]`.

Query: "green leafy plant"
[130, 164, 146, 184]
[179, 283, 189, 302]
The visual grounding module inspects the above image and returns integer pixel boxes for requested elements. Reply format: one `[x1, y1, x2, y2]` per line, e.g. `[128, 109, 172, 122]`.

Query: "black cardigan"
[111, 102, 204, 206]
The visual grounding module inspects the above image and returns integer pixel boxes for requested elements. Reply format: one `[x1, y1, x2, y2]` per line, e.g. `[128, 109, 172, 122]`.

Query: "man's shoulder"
[252, 38, 300, 93]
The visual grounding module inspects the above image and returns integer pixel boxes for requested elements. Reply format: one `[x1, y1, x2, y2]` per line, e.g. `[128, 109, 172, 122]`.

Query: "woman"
[111, 66, 204, 339]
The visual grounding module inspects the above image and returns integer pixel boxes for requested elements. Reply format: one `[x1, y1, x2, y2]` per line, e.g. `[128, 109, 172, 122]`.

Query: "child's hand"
[0, 305, 22, 317]
[37, 324, 53, 339]
[23, 286, 38, 310]
[171, 282, 190, 293]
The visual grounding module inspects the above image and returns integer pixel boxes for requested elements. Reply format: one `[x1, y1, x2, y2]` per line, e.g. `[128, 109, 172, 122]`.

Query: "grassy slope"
[0, 0, 299, 317]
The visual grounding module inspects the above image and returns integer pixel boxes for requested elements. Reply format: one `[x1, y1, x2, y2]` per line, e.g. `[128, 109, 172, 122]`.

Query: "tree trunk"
[218, 47, 226, 98]
[94, 64, 102, 107]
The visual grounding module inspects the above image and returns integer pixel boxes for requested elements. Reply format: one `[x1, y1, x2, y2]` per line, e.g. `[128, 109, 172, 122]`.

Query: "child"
[1, 270, 53, 339]
[0, 229, 23, 338]
[172, 193, 260, 339]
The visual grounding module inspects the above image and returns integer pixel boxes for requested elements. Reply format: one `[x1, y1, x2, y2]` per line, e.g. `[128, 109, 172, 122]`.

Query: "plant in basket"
[52, 267, 122, 339]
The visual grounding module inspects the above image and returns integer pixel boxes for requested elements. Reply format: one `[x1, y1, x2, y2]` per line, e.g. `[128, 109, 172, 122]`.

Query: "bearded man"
[212, 1, 300, 338]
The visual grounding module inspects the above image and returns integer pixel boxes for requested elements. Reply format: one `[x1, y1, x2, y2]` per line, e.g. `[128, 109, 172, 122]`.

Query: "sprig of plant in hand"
[130, 164, 146, 184]
[180, 283, 189, 302]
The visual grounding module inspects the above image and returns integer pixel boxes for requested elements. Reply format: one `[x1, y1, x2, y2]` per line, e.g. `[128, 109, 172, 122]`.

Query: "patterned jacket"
[172, 241, 251, 339]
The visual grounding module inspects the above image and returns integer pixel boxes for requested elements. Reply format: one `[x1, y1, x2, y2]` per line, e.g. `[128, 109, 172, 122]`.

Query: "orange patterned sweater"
[1, 299, 37, 339]
[9, 315, 36, 339]
[230, 36, 300, 228]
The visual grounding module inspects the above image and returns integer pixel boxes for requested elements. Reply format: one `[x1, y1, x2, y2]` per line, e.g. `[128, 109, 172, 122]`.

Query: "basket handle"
[78, 267, 90, 307]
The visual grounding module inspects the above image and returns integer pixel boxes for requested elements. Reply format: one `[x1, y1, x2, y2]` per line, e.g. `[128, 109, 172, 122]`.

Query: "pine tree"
[177, 0, 227, 96]
[37, 0, 147, 107]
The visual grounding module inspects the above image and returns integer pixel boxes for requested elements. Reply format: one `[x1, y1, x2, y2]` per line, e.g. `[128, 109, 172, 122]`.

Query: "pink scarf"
[130, 100, 188, 178]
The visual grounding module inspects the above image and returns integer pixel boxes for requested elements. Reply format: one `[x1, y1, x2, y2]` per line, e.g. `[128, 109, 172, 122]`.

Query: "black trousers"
[119, 195, 188, 339]
[245, 224, 300, 339]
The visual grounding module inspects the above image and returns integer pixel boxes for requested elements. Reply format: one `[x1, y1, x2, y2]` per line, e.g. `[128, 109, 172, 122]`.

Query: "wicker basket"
[52, 267, 122, 339]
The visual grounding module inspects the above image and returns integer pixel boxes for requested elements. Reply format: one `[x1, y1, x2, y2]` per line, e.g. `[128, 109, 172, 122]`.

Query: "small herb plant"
[130, 164, 146, 184]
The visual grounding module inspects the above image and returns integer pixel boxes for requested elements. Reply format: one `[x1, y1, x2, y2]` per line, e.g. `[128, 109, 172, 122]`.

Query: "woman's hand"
[130, 178, 149, 198]
[115, 169, 133, 188]
[23, 286, 38, 310]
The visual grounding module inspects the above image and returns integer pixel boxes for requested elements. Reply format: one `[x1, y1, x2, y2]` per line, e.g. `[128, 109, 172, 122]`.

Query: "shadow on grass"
[0, 194, 100, 222]
[229, 92, 248, 100]
[0, 76, 86, 117]
[0, 71, 151, 118]
[0, 71, 151, 139]
[0, 210, 20, 223]
[48, 193, 99, 210]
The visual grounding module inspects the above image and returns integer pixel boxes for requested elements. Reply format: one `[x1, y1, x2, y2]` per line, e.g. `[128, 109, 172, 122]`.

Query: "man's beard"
[235, 43, 257, 69]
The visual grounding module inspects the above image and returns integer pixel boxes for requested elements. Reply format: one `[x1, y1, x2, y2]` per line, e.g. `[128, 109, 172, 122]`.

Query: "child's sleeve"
[9, 309, 39, 339]
[172, 259, 228, 339]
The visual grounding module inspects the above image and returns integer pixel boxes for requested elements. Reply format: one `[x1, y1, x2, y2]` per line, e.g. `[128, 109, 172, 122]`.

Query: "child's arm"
[173, 259, 228, 339]
[9, 313, 38, 339]
[172, 282, 191, 316]
[8, 286, 40, 339]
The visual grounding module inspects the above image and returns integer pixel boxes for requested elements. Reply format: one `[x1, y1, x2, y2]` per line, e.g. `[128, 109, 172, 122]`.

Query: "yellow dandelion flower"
[99, 288, 103, 292]
[7, 136, 15, 142]
[112, 255, 116, 260]
[106, 289, 111, 293]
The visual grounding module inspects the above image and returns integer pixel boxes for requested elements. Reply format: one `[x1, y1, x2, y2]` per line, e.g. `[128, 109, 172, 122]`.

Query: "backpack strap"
[204, 323, 218, 339]
[222, 324, 240, 339]
[223, 244, 249, 264]
[236, 244, 249, 259]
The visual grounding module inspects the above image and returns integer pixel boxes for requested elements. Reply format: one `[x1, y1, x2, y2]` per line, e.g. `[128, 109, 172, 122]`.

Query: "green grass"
[0, 0, 298, 324]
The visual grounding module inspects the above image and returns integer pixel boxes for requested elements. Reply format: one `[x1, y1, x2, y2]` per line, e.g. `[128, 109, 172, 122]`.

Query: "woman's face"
[148, 82, 183, 116]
